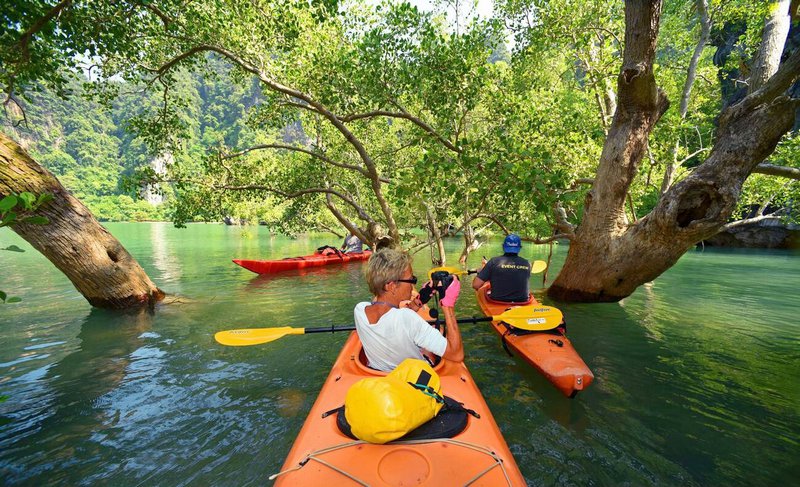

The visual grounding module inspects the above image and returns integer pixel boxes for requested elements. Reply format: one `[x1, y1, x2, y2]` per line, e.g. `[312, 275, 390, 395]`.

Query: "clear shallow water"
[1, 223, 798, 486]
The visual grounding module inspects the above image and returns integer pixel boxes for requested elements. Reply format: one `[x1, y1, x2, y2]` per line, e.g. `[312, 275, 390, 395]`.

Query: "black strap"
[442, 397, 480, 419]
[500, 329, 514, 357]
[322, 405, 344, 418]
[416, 370, 432, 386]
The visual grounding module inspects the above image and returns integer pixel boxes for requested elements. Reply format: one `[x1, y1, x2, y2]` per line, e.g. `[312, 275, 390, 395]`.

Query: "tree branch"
[222, 143, 390, 182]
[152, 43, 400, 241]
[721, 213, 785, 231]
[752, 163, 800, 179]
[16, 0, 73, 62]
[338, 110, 461, 153]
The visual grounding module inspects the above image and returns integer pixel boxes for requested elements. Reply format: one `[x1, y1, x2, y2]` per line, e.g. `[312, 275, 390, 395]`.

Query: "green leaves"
[0, 192, 52, 228]
[0, 195, 17, 212]
[0, 291, 22, 304]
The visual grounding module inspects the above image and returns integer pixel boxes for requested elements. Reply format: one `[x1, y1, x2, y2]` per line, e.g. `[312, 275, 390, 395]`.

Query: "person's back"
[472, 234, 531, 302]
[342, 233, 363, 253]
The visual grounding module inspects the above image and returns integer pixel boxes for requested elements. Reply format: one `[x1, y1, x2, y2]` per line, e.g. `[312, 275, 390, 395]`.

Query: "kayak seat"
[335, 395, 470, 441]
[485, 291, 534, 306]
[357, 348, 442, 372]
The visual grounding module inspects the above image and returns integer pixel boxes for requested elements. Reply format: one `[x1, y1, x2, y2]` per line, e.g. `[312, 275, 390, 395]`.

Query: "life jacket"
[344, 358, 444, 444]
[315, 245, 341, 256]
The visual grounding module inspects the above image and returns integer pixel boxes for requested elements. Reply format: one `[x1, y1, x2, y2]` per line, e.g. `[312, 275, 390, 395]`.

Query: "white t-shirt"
[354, 302, 447, 372]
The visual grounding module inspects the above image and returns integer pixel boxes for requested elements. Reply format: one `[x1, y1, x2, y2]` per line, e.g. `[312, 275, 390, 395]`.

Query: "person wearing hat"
[471, 234, 532, 303]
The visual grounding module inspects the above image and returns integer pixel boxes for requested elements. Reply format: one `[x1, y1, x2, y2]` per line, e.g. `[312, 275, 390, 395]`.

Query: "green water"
[1, 223, 798, 486]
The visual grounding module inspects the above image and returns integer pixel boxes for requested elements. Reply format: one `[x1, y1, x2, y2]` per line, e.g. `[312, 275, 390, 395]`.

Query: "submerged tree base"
[1, 133, 165, 310]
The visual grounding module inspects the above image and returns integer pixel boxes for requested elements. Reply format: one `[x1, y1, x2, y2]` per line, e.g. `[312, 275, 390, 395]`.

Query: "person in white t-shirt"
[354, 249, 464, 372]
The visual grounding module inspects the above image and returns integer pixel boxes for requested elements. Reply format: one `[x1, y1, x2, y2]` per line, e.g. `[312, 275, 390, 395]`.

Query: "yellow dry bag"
[344, 358, 444, 444]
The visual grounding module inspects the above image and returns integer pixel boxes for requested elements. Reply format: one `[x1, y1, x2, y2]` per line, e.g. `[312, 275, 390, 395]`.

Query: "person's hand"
[418, 280, 435, 304]
[400, 298, 422, 311]
[439, 276, 461, 307]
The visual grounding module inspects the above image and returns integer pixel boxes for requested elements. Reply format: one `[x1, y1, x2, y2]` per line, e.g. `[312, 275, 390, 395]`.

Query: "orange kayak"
[272, 331, 526, 486]
[233, 250, 372, 274]
[476, 285, 594, 398]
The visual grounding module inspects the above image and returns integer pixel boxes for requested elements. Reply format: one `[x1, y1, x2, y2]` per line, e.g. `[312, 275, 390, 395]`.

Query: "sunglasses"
[395, 275, 418, 285]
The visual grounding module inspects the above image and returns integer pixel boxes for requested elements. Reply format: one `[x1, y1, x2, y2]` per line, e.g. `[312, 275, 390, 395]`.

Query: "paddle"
[215, 325, 356, 346]
[427, 260, 547, 280]
[215, 305, 562, 347]
[474, 304, 563, 331]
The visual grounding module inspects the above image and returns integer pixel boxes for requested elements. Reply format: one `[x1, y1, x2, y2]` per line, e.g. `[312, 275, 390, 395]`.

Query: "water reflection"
[0, 307, 153, 484]
[150, 222, 181, 285]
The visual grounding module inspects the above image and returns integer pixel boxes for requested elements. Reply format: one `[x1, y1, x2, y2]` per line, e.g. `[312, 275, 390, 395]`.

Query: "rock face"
[142, 153, 173, 205]
[702, 221, 800, 249]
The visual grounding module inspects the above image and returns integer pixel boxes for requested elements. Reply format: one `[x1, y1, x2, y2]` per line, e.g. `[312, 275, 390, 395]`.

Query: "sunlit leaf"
[0, 195, 17, 212]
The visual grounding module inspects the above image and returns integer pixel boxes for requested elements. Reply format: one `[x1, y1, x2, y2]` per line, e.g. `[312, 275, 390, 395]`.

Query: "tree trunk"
[749, 0, 792, 94]
[661, 0, 711, 194]
[548, 1, 800, 302]
[1, 133, 165, 308]
[425, 205, 445, 266]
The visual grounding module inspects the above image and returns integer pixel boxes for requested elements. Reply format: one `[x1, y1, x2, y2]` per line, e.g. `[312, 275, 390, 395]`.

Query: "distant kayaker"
[341, 233, 363, 253]
[471, 233, 532, 303]
[354, 249, 464, 371]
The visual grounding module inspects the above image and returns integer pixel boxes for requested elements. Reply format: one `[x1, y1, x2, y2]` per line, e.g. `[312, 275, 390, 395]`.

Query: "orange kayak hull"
[273, 332, 527, 486]
[476, 285, 594, 398]
[233, 250, 372, 274]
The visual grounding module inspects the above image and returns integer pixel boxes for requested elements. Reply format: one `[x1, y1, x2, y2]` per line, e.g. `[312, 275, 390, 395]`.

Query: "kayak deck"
[273, 332, 526, 486]
[233, 250, 372, 274]
[476, 285, 594, 398]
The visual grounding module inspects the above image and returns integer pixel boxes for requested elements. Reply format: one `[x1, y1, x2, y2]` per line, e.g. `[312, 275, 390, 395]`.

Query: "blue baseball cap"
[503, 234, 522, 253]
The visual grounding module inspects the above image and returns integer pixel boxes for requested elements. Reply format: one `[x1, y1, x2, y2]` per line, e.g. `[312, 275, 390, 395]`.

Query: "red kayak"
[233, 249, 372, 274]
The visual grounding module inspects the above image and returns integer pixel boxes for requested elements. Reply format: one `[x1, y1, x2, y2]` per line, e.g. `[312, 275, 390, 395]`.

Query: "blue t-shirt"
[476, 254, 531, 302]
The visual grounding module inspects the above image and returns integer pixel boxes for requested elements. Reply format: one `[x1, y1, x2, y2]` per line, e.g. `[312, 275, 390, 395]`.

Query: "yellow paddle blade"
[430, 261, 545, 279]
[494, 305, 563, 331]
[427, 266, 467, 279]
[214, 327, 306, 346]
[531, 260, 547, 274]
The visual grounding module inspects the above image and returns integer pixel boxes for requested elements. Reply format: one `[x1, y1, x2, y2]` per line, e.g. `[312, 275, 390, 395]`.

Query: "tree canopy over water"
[1, 0, 798, 304]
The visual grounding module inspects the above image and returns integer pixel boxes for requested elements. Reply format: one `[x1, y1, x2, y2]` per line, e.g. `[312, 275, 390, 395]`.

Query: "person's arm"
[439, 306, 464, 363]
[472, 257, 490, 291]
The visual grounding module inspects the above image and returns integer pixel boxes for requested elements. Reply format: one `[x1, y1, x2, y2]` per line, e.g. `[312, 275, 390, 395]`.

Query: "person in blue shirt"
[471, 234, 532, 303]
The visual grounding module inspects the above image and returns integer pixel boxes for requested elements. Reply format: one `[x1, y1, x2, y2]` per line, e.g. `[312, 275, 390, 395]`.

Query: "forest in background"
[1, 60, 263, 223]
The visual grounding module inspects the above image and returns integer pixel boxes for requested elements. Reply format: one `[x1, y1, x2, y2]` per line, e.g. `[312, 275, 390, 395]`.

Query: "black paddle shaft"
[305, 325, 357, 334]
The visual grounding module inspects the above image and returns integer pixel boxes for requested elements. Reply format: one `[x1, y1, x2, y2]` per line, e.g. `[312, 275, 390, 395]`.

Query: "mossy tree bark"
[548, 0, 800, 302]
[1, 133, 164, 308]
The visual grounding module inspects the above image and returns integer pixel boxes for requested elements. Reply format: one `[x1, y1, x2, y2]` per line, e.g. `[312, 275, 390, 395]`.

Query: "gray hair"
[366, 249, 411, 296]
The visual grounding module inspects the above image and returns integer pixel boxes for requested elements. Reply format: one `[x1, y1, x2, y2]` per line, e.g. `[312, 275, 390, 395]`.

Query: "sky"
[411, 0, 495, 19]
[393, 0, 496, 22]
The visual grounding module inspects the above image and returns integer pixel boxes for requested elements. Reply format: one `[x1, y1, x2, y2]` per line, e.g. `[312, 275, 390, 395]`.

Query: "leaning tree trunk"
[548, 1, 800, 302]
[1, 133, 165, 308]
